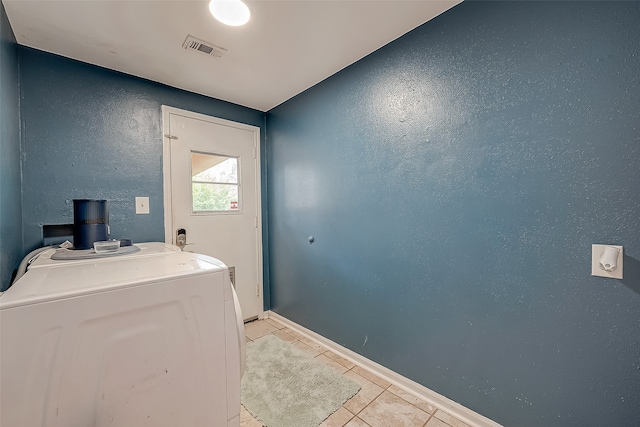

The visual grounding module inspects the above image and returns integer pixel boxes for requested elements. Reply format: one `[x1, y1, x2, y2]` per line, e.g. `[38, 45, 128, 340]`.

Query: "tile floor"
[241, 319, 473, 427]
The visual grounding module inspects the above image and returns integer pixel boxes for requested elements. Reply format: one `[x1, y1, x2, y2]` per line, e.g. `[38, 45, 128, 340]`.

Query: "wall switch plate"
[592, 244, 623, 279]
[135, 197, 150, 214]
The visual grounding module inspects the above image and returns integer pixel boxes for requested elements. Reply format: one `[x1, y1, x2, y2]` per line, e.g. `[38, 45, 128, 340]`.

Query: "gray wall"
[266, 2, 640, 426]
[0, 2, 21, 290]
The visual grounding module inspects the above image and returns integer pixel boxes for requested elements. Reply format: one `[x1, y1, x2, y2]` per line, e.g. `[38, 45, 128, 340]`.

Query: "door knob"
[176, 228, 187, 251]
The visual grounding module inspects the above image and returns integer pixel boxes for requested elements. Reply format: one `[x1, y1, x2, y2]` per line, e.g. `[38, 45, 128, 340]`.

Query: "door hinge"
[229, 266, 235, 288]
[164, 134, 178, 140]
[253, 145, 257, 159]
[255, 216, 258, 228]
[256, 284, 260, 297]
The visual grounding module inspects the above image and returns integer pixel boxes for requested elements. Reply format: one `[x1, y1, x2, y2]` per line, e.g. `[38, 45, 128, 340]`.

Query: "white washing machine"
[0, 242, 245, 427]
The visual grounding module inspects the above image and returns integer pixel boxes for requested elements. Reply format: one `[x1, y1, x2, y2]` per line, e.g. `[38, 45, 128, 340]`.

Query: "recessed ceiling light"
[209, 0, 251, 27]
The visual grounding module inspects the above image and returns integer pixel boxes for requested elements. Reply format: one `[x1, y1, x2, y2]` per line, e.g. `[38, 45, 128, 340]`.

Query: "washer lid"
[0, 251, 224, 310]
[28, 242, 181, 269]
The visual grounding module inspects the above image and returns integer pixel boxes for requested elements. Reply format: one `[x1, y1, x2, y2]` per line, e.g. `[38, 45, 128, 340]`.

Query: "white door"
[162, 106, 262, 321]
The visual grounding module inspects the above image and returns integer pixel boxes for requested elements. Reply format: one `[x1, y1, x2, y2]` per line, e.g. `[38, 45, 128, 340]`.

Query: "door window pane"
[192, 152, 240, 212]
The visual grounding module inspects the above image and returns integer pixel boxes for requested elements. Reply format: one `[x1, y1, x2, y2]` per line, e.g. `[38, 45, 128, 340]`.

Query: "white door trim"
[161, 105, 264, 319]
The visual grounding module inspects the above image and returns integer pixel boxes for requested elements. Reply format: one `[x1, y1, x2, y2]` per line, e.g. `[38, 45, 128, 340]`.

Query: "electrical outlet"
[135, 197, 150, 214]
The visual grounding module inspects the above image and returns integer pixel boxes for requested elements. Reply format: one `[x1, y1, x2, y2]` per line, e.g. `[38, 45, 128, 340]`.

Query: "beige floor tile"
[433, 410, 471, 427]
[351, 366, 391, 390]
[244, 320, 278, 340]
[387, 385, 436, 414]
[344, 417, 372, 427]
[315, 354, 350, 374]
[300, 336, 329, 353]
[272, 329, 297, 343]
[281, 327, 307, 341]
[240, 405, 251, 419]
[358, 390, 430, 427]
[240, 405, 263, 427]
[241, 416, 263, 427]
[426, 416, 450, 427]
[290, 340, 321, 358]
[320, 407, 355, 427]
[245, 336, 252, 343]
[343, 371, 384, 414]
[323, 350, 356, 369]
[263, 318, 286, 329]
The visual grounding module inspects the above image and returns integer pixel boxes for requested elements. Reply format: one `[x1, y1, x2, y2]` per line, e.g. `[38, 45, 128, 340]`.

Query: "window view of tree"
[192, 183, 238, 211]
[191, 155, 240, 212]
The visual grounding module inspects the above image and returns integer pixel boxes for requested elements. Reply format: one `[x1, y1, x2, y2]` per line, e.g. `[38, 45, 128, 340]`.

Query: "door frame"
[161, 105, 264, 319]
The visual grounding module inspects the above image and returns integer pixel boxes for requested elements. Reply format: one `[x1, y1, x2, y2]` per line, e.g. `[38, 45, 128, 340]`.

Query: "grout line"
[356, 416, 374, 427]
[352, 390, 383, 419]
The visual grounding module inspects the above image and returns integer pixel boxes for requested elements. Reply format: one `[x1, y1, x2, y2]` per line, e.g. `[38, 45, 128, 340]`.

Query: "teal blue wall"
[267, 2, 640, 426]
[0, 2, 21, 291]
[18, 48, 270, 304]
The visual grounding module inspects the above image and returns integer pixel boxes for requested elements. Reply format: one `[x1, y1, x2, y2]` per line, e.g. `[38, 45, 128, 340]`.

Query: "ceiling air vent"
[182, 35, 227, 58]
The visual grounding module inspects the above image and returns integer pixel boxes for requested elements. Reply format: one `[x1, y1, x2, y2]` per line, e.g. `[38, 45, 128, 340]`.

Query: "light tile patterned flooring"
[241, 319, 472, 427]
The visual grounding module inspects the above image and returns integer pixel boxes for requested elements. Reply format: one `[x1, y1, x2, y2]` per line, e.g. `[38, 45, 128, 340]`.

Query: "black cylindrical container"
[73, 199, 109, 250]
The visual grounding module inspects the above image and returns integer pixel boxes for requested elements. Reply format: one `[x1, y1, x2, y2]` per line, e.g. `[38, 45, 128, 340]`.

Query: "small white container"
[93, 240, 120, 253]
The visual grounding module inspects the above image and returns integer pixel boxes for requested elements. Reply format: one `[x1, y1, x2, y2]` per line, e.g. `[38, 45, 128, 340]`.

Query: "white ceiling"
[4, 0, 461, 112]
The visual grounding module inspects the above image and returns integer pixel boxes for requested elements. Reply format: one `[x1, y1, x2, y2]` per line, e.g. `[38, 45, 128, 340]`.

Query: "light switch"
[135, 197, 150, 214]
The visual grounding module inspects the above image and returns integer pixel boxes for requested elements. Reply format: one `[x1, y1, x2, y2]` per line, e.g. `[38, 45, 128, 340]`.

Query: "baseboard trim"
[266, 311, 502, 427]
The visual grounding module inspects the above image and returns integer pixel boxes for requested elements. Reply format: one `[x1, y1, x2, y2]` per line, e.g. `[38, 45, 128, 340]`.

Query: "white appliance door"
[0, 269, 239, 427]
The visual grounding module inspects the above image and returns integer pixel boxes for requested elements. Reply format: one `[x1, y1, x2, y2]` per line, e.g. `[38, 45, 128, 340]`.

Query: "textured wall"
[267, 2, 640, 426]
[19, 48, 269, 303]
[0, 3, 21, 291]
